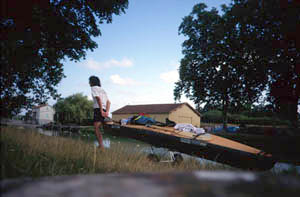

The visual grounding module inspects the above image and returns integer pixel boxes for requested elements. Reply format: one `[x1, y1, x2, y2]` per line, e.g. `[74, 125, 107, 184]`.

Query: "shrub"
[202, 110, 290, 126]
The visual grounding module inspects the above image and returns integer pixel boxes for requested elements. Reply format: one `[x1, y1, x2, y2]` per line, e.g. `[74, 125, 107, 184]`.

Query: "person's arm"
[95, 96, 105, 117]
[105, 100, 111, 117]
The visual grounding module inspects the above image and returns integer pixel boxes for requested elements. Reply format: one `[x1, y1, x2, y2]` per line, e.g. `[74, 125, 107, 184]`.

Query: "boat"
[103, 123, 276, 170]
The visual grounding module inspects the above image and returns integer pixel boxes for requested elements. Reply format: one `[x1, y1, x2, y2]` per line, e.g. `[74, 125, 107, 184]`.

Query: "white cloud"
[110, 74, 137, 86]
[169, 60, 180, 68]
[160, 70, 179, 84]
[83, 57, 133, 70]
[159, 60, 180, 84]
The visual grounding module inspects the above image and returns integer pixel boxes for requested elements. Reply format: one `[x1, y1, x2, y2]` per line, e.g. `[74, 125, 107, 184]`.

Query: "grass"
[1, 126, 229, 180]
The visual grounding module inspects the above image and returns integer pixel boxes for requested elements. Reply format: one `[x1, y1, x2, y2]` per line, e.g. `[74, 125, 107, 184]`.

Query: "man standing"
[89, 76, 111, 149]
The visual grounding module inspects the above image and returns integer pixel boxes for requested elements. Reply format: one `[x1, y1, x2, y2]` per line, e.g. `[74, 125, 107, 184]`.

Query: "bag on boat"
[132, 115, 156, 125]
[165, 118, 176, 127]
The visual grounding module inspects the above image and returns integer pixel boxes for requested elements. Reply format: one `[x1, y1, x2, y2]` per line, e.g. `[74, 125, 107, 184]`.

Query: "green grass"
[1, 127, 229, 180]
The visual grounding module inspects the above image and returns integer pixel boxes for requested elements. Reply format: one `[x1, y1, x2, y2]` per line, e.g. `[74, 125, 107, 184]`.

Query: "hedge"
[202, 110, 291, 126]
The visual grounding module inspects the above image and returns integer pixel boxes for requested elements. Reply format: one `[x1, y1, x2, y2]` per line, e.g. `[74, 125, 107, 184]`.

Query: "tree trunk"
[270, 76, 299, 128]
[222, 98, 228, 130]
[290, 101, 298, 128]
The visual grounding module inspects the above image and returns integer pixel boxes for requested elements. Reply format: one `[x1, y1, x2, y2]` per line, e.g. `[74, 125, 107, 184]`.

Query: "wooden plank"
[150, 125, 178, 133]
[209, 135, 261, 154]
[150, 125, 212, 141]
[124, 125, 181, 136]
[123, 124, 262, 154]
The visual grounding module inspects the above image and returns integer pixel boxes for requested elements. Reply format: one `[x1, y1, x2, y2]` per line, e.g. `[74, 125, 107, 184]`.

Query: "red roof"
[112, 103, 201, 116]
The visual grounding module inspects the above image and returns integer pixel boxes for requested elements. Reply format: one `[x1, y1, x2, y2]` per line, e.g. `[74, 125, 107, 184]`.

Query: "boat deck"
[123, 125, 262, 155]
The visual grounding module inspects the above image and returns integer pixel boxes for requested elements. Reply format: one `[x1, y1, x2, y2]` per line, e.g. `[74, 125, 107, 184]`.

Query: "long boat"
[103, 123, 276, 170]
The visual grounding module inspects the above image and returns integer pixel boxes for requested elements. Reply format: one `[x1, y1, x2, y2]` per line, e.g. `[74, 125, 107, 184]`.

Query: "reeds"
[1, 126, 228, 179]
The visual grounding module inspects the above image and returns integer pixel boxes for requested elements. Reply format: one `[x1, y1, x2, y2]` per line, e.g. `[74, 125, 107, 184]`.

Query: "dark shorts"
[93, 108, 105, 123]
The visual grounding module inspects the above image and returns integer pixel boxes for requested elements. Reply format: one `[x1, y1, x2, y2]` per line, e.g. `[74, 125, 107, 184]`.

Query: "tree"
[0, 0, 128, 117]
[174, 3, 267, 128]
[175, 1, 300, 127]
[229, 0, 300, 126]
[54, 93, 93, 124]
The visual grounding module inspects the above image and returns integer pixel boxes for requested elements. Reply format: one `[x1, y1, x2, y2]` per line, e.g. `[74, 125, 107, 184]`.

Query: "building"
[32, 104, 55, 125]
[112, 103, 201, 127]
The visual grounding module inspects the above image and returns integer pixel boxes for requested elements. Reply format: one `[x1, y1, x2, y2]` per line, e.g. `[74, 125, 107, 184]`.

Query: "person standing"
[89, 76, 111, 149]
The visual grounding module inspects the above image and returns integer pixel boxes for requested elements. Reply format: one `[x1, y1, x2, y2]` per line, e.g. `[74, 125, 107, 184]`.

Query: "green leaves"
[54, 93, 93, 124]
[1, 0, 128, 117]
[176, 0, 299, 126]
[231, 0, 300, 125]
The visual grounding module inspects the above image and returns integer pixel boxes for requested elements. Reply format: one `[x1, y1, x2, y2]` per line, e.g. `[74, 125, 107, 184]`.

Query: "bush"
[81, 119, 93, 126]
[202, 110, 290, 126]
[201, 110, 223, 123]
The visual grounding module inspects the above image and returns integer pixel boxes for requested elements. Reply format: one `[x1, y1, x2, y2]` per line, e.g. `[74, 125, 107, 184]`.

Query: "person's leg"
[94, 121, 104, 149]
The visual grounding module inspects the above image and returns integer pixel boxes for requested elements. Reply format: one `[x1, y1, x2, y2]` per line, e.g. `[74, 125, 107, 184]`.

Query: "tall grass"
[1, 127, 228, 179]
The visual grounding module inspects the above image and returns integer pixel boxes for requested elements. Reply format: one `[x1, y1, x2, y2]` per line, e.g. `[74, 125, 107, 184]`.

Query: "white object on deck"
[174, 123, 205, 134]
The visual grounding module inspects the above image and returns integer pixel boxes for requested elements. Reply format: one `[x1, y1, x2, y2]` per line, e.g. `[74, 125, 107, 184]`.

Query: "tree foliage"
[175, 0, 299, 127]
[0, 0, 128, 117]
[230, 0, 300, 125]
[54, 93, 93, 124]
[175, 3, 267, 127]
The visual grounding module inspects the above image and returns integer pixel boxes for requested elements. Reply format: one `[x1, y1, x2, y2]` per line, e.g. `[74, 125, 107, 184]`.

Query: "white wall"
[34, 105, 55, 125]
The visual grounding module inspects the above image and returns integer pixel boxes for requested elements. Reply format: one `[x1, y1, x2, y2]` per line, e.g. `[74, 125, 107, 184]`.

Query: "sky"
[50, 0, 232, 115]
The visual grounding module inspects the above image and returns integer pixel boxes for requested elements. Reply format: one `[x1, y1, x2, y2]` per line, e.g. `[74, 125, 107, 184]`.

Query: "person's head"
[89, 76, 101, 87]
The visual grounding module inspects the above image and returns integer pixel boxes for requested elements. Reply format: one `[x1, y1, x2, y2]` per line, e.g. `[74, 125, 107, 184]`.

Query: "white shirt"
[91, 86, 108, 109]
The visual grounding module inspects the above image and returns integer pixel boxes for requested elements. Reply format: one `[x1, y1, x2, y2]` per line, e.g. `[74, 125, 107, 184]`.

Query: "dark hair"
[89, 76, 101, 87]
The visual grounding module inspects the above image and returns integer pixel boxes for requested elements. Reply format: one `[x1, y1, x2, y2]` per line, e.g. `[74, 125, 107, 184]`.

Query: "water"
[36, 127, 150, 152]
[272, 162, 300, 174]
[36, 127, 300, 174]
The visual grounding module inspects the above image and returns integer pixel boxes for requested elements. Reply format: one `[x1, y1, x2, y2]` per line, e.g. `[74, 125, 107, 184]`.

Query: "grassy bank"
[1, 127, 229, 180]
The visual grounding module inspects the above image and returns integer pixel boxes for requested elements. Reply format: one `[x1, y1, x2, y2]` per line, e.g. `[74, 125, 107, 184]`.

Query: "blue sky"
[51, 0, 232, 114]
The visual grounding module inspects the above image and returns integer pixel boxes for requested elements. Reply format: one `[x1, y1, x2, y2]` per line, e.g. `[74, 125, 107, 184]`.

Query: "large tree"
[229, 0, 300, 126]
[54, 93, 93, 124]
[174, 3, 267, 128]
[175, 0, 299, 127]
[0, 0, 128, 117]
